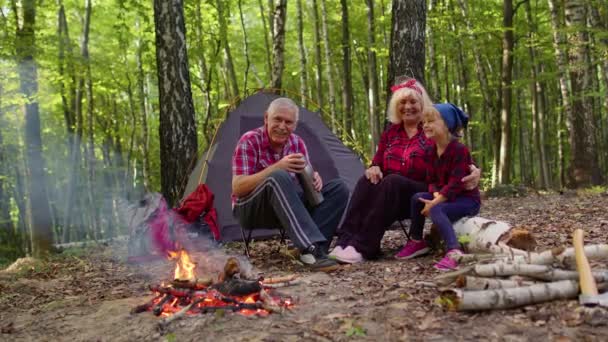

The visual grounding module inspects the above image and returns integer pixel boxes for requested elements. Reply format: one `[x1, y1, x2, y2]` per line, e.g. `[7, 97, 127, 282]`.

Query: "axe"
[573, 229, 608, 306]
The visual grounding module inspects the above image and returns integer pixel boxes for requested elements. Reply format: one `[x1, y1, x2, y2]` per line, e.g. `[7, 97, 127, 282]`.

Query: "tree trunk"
[136, 18, 151, 191]
[238, 0, 251, 92]
[0, 85, 15, 236]
[547, 0, 570, 189]
[340, 0, 353, 137]
[194, 0, 214, 145]
[311, 0, 323, 109]
[16, 0, 54, 257]
[525, 1, 549, 189]
[296, 0, 308, 107]
[365, 0, 380, 156]
[153, 0, 198, 206]
[387, 0, 426, 102]
[319, 0, 337, 130]
[257, 0, 273, 81]
[427, 0, 440, 100]
[270, 0, 287, 90]
[216, 0, 239, 99]
[498, 0, 514, 185]
[564, 0, 600, 187]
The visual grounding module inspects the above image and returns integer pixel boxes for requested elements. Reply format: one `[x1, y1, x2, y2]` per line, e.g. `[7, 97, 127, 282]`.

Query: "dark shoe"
[300, 245, 339, 272]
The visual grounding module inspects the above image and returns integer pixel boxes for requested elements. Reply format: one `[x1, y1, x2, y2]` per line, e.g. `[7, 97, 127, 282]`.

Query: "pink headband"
[390, 79, 422, 95]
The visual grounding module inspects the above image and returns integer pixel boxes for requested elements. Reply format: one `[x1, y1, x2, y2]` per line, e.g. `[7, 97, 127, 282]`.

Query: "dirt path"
[2, 191, 608, 341]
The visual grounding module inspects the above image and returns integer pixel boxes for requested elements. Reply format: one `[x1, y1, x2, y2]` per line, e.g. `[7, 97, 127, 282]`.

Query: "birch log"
[473, 263, 608, 282]
[498, 244, 608, 267]
[450, 217, 535, 253]
[455, 276, 536, 290]
[441, 280, 579, 311]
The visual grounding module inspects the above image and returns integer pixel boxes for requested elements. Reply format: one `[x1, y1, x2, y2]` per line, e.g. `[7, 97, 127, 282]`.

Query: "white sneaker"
[299, 253, 316, 264]
[328, 245, 344, 258]
[334, 246, 363, 264]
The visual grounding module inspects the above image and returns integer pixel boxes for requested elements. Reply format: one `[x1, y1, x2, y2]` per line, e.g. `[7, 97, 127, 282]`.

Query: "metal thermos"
[297, 162, 324, 207]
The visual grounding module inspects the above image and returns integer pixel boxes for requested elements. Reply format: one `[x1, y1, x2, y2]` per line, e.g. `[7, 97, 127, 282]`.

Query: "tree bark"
[564, 0, 600, 187]
[136, 18, 151, 191]
[499, 244, 608, 267]
[0, 84, 15, 236]
[365, 0, 380, 156]
[257, 0, 273, 81]
[319, 0, 336, 130]
[238, 0, 251, 92]
[340, 0, 353, 137]
[547, 0, 570, 189]
[456, 276, 536, 290]
[525, 1, 549, 189]
[427, 0, 440, 100]
[388, 0, 426, 103]
[153, 0, 198, 206]
[311, 0, 323, 109]
[216, 0, 239, 99]
[270, 0, 287, 90]
[498, 0, 514, 185]
[16, 0, 54, 257]
[296, 0, 308, 106]
[442, 280, 579, 311]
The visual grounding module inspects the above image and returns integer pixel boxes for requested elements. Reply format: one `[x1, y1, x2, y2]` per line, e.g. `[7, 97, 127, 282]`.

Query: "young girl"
[395, 103, 480, 270]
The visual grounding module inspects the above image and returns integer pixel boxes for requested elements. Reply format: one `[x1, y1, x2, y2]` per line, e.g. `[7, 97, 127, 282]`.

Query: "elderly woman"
[330, 78, 480, 263]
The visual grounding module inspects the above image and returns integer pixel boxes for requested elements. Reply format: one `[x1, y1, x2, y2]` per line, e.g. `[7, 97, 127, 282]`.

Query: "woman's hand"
[365, 166, 383, 184]
[419, 197, 435, 217]
[462, 165, 481, 190]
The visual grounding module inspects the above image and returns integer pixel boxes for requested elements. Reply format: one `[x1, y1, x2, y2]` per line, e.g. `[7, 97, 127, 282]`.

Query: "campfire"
[131, 249, 296, 322]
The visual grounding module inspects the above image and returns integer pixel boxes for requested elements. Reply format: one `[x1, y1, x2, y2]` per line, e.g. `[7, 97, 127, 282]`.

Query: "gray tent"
[184, 92, 365, 242]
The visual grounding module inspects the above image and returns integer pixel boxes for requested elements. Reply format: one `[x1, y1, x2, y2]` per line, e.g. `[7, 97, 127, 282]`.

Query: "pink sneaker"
[334, 245, 363, 264]
[434, 249, 462, 271]
[395, 240, 430, 260]
[328, 245, 344, 258]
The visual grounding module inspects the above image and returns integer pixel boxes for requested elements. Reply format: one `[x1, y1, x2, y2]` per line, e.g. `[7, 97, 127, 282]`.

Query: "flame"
[168, 249, 196, 281]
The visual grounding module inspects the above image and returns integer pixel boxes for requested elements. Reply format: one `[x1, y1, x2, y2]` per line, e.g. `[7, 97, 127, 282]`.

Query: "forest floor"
[2, 190, 608, 342]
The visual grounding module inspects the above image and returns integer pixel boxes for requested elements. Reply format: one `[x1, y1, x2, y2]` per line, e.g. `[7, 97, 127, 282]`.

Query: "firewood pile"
[433, 222, 608, 311]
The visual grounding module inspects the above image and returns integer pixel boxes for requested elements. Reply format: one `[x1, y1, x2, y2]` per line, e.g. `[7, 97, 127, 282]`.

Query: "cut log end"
[501, 228, 537, 251]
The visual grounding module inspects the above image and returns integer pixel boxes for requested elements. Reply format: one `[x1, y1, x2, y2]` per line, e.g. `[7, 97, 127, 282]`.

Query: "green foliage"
[345, 324, 366, 337]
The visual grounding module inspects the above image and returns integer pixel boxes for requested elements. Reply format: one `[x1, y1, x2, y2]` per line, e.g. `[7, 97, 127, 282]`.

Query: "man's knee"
[325, 179, 349, 202]
[267, 169, 291, 182]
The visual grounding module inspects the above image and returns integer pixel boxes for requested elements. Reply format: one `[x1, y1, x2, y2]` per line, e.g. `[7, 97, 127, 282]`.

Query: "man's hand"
[275, 153, 306, 173]
[462, 165, 481, 190]
[365, 166, 383, 184]
[313, 171, 323, 192]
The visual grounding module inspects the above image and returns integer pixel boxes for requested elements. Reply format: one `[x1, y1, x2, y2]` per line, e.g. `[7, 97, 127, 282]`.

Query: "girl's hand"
[365, 166, 383, 184]
[419, 197, 435, 217]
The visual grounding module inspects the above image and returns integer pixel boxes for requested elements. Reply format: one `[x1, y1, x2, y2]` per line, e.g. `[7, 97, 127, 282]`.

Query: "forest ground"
[2, 190, 608, 342]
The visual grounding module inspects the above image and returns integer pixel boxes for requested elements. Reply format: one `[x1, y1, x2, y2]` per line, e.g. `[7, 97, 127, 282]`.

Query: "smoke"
[120, 192, 255, 280]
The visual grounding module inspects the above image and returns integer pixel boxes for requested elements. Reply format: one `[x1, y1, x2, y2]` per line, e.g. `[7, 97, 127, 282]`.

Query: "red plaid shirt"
[425, 139, 480, 202]
[371, 123, 430, 182]
[232, 126, 308, 203]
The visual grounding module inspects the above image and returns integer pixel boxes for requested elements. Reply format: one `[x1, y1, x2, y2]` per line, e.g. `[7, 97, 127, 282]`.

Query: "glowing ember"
[168, 249, 196, 281]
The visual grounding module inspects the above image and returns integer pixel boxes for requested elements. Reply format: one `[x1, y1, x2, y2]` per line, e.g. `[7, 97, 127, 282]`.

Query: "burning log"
[158, 296, 207, 329]
[130, 299, 155, 314]
[171, 278, 213, 289]
[218, 257, 241, 282]
[212, 279, 262, 296]
[153, 294, 175, 316]
[260, 275, 298, 284]
[259, 288, 283, 314]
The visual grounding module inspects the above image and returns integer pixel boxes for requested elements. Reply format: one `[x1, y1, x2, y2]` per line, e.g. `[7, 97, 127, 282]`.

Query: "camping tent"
[184, 91, 365, 242]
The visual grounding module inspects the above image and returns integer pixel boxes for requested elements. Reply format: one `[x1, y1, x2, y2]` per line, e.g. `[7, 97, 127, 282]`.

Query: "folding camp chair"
[396, 220, 411, 241]
[240, 226, 288, 258]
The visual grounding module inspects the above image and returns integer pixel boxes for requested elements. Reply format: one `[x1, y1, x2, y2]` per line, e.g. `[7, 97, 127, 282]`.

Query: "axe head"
[579, 293, 608, 307]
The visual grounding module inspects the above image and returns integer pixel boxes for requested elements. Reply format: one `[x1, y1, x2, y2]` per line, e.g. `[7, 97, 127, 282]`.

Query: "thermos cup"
[297, 160, 324, 207]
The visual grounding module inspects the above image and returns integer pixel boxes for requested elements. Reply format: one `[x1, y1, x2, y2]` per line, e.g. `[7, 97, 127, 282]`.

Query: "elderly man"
[231, 97, 349, 271]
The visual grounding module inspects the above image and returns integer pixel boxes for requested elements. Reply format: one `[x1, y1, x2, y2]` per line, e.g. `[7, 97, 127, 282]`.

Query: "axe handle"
[573, 229, 599, 296]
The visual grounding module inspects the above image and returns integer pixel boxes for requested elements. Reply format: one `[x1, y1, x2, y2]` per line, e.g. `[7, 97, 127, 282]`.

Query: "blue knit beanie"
[433, 103, 469, 136]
